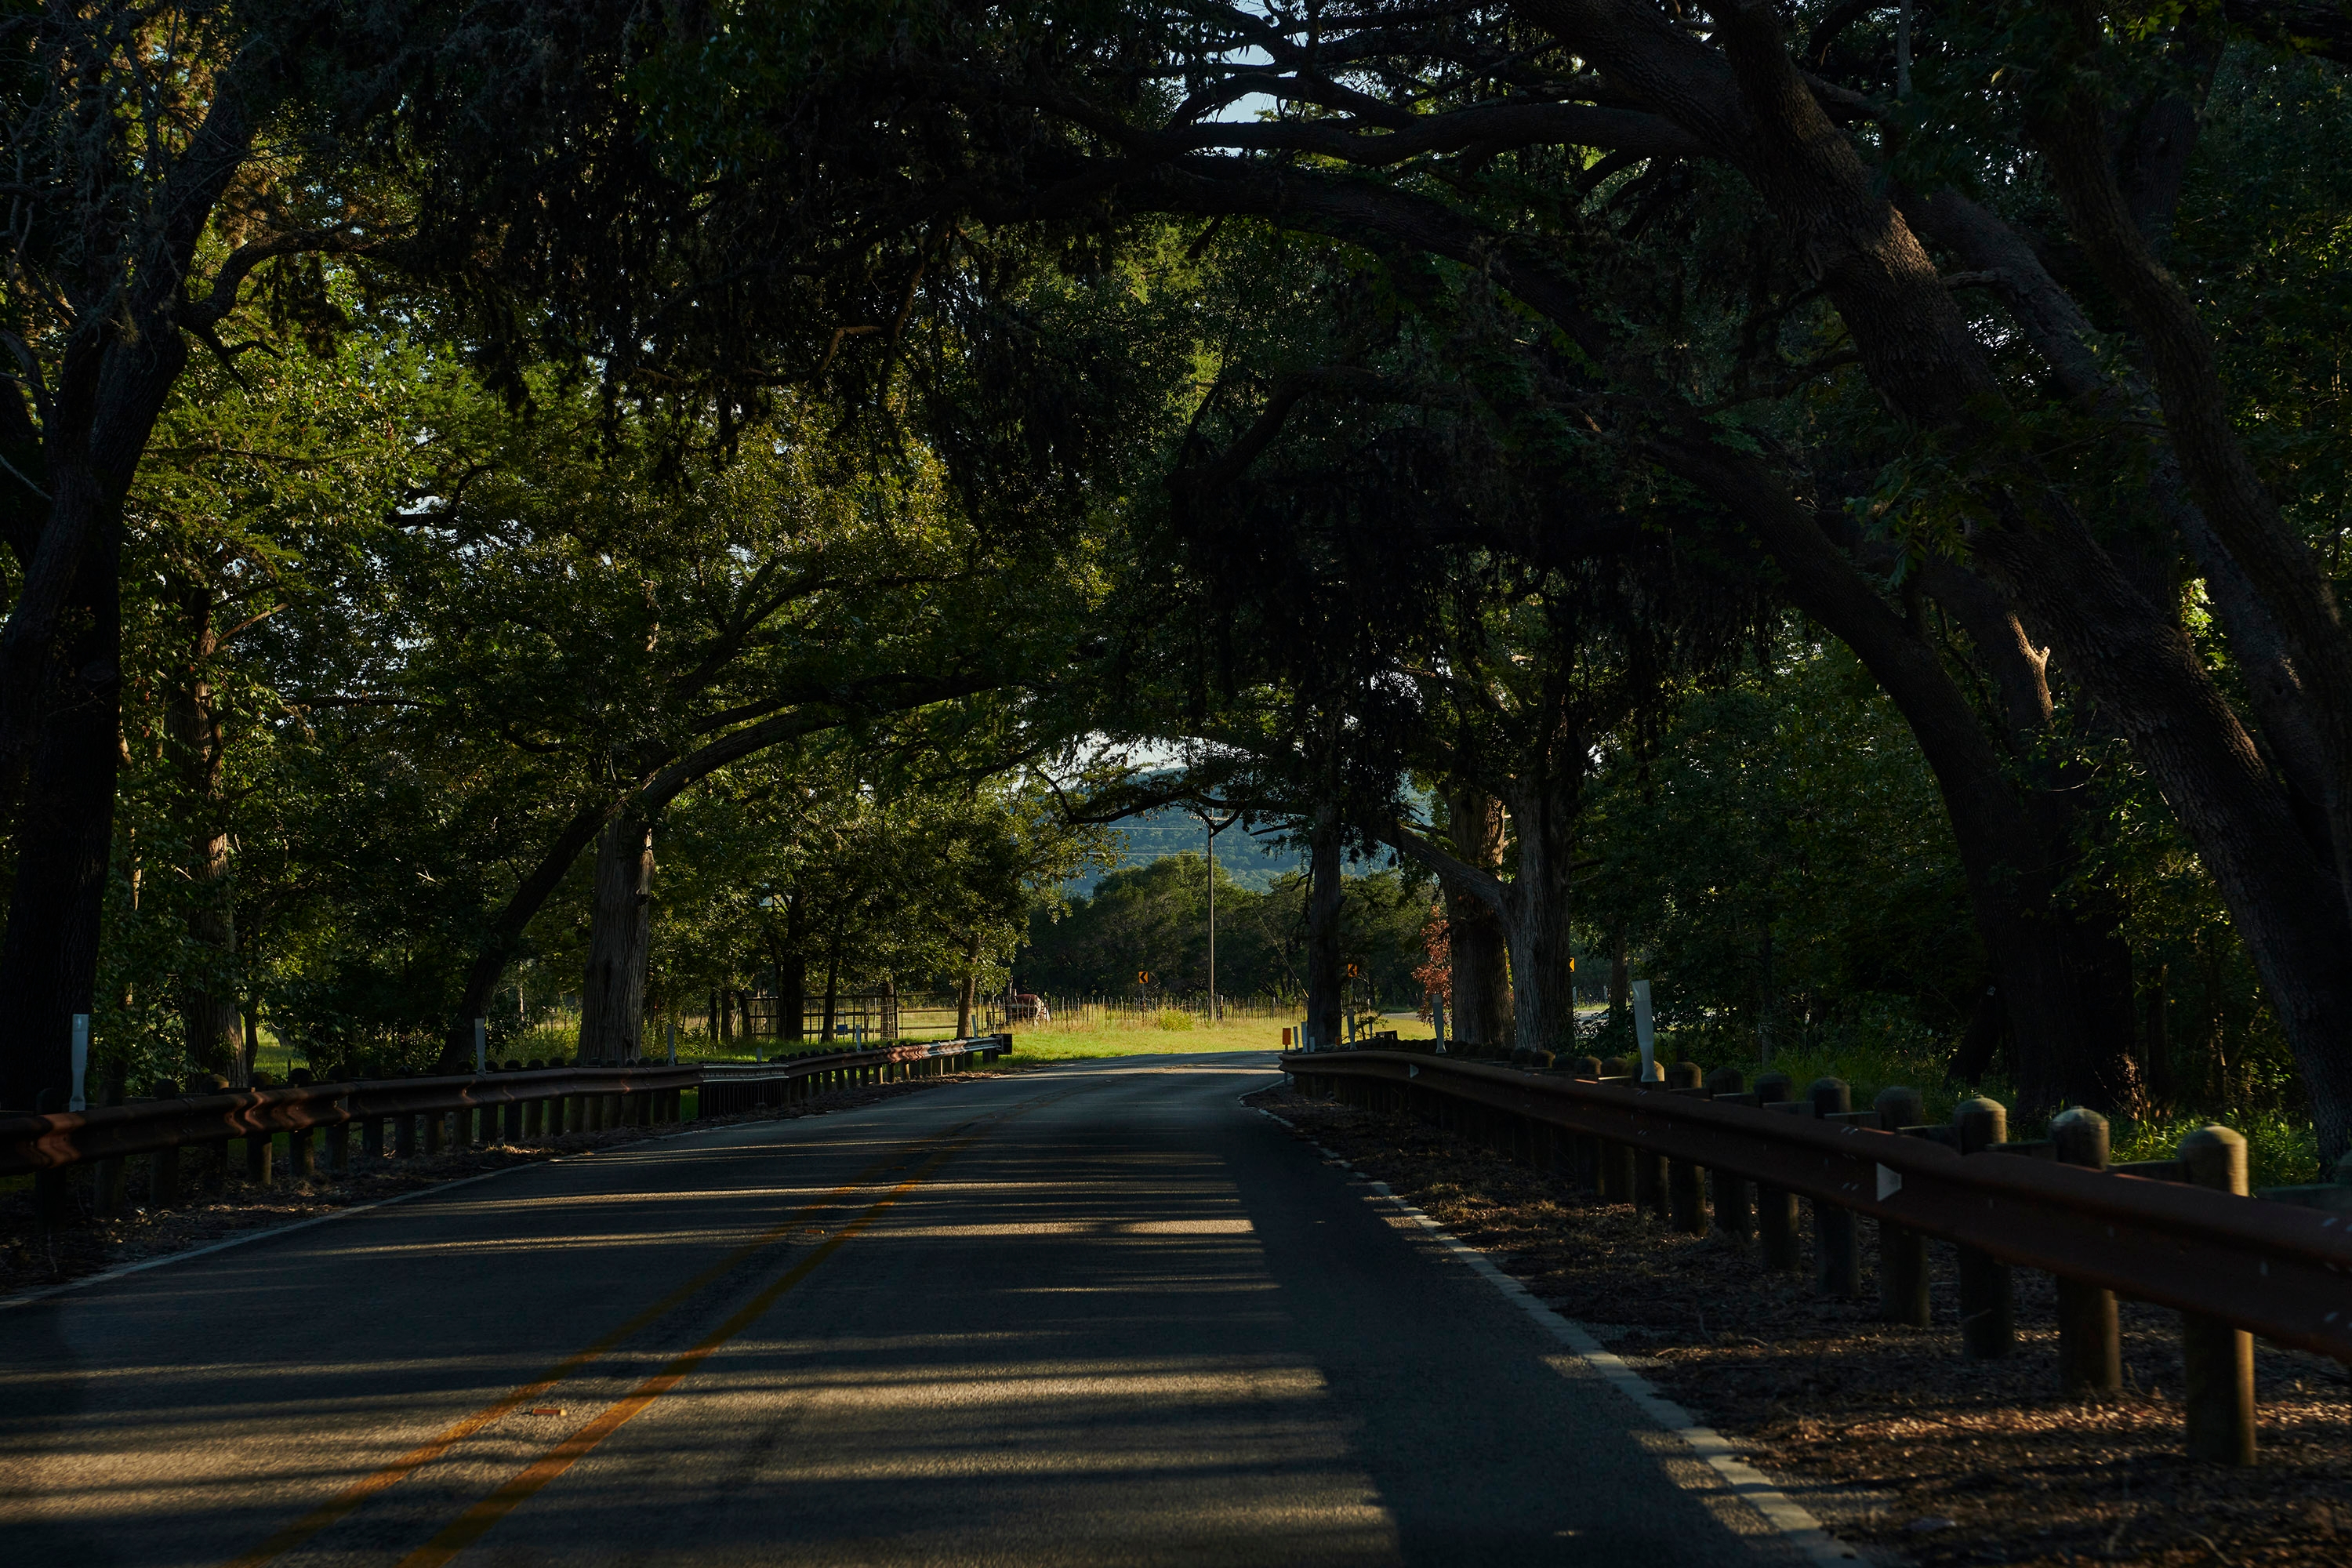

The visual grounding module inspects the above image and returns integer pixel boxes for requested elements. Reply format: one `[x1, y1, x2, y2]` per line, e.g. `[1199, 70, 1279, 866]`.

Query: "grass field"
[987, 1008, 1435, 1065]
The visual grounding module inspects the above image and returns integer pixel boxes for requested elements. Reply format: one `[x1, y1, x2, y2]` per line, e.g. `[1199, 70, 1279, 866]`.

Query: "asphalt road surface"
[2, 1054, 1806, 1566]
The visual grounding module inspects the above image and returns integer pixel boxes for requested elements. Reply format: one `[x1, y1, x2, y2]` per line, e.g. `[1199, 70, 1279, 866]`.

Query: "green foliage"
[1018, 856, 1431, 1004]
[1580, 637, 1981, 1058]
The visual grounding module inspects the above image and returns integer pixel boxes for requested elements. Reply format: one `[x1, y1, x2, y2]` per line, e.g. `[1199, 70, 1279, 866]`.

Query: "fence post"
[1753, 1073, 1797, 1270]
[1806, 1077, 1860, 1296]
[1701, 1067, 1750, 1239]
[1953, 1096, 2014, 1358]
[286, 1071, 317, 1181]
[92, 1069, 126, 1218]
[245, 1081, 274, 1186]
[1874, 1086, 1930, 1327]
[2178, 1125, 2256, 1463]
[1665, 1062, 1707, 1234]
[423, 1106, 445, 1156]
[396, 1109, 419, 1159]
[2050, 1108, 2122, 1396]
[1566, 1056, 1602, 1192]
[151, 1082, 183, 1207]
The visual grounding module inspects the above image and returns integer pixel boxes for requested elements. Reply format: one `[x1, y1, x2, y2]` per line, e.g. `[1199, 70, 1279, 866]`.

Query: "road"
[2, 1054, 1805, 1566]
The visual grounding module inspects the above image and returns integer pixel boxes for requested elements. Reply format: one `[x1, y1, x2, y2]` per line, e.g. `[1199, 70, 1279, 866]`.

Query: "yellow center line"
[393, 1141, 968, 1568]
[220, 1116, 983, 1568]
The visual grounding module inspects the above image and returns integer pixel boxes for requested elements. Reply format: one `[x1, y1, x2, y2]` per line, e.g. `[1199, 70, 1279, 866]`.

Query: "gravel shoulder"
[1249, 1085, 2351, 1568]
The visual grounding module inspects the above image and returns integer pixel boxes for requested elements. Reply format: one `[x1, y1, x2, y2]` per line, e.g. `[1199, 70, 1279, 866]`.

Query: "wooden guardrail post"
[1568, 1055, 1603, 1192]
[1632, 1078, 1668, 1220]
[395, 1108, 419, 1158]
[1953, 1096, 2014, 1358]
[287, 1071, 318, 1181]
[1874, 1086, 1930, 1327]
[1666, 1062, 1707, 1234]
[246, 1084, 274, 1186]
[2178, 1125, 2256, 1463]
[1592, 1058, 1635, 1202]
[149, 1081, 183, 1207]
[2049, 1108, 2122, 1396]
[194, 1075, 231, 1194]
[423, 1105, 445, 1155]
[325, 1096, 350, 1178]
[1704, 1067, 1751, 1239]
[91, 1073, 127, 1218]
[1808, 1077, 1860, 1296]
[1752, 1073, 1798, 1271]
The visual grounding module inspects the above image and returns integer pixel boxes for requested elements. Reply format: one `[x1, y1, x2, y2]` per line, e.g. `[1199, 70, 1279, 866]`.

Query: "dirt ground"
[1248, 1085, 2352, 1568]
[0, 1070, 981, 1300]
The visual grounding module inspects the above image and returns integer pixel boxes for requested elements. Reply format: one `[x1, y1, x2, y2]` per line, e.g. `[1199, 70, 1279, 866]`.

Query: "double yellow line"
[225, 1099, 1021, 1568]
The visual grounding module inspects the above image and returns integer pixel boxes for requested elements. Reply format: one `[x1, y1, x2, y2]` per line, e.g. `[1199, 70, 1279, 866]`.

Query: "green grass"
[981, 1009, 1432, 1066]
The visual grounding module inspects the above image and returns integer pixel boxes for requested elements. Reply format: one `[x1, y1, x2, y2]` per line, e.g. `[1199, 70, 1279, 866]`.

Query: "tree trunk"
[575, 808, 654, 1065]
[1667, 440, 2148, 1114]
[821, 935, 841, 1044]
[956, 931, 981, 1037]
[166, 587, 241, 1083]
[438, 797, 616, 1071]
[1305, 804, 1344, 1050]
[0, 521, 123, 1112]
[1497, 769, 1581, 1055]
[1443, 789, 1511, 1047]
[779, 952, 808, 1044]
[1624, 0, 2352, 1151]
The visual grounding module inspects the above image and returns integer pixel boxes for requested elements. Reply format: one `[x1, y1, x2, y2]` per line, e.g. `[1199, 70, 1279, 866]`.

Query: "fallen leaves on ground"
[1250, 1086, 2350, 1568]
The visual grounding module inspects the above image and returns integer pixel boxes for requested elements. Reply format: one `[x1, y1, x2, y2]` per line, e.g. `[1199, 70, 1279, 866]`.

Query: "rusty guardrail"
[0, 1033, 1013, 1177]
[1281, 1049, 2352, 1366]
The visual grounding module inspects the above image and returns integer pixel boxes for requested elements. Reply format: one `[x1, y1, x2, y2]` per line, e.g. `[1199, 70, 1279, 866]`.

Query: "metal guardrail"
[1282, 1049, 2352, 1364]
[0, 1034, 1014, 1177]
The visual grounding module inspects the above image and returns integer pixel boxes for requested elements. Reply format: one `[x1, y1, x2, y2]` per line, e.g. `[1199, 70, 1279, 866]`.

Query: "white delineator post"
[70, 1014, 90, 1112]
[474, 1018, 487, 1075]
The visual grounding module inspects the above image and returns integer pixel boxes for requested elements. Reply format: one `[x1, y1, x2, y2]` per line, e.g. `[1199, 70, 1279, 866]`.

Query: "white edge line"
[1248, 1095, 1860, 1566]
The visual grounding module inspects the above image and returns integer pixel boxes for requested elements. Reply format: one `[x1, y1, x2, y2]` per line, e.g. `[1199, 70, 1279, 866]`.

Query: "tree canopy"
[3, 0, 2347, 1168]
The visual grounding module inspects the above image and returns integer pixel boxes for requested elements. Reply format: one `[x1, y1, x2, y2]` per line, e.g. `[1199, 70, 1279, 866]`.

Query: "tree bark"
[166, 585, 242, 1083]
[575, 807, 654, 1064]
[0, 24, 287, 1110]
[1443, 789, 1512, 1046]
[956, 930, 981, 1038]
[0, 513, 123, 1111]
[821, 933, 842, 1044]
[1305, 803, 1345, 1050]
[437, 797, 615, 1070]
[1494, 770, 1581, 1055]
[1485, 0, 2352, 1147]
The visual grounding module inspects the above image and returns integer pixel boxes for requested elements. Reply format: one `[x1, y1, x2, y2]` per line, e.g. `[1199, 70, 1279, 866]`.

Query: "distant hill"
[1066, 810, 1305, 895]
